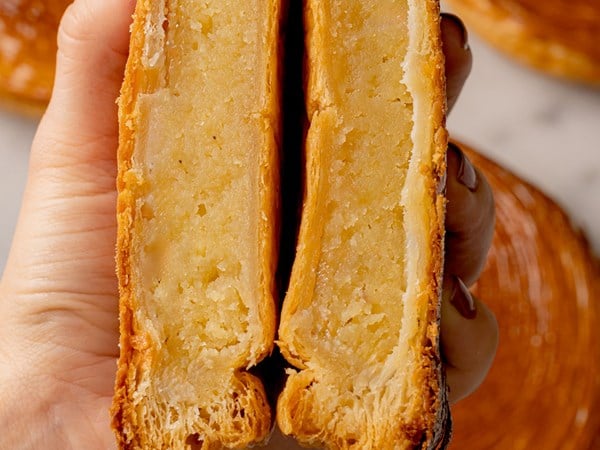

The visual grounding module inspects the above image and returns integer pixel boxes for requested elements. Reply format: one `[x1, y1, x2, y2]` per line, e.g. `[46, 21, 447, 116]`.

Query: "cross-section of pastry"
[277, 0, 449, 449]
[111, 1, 281, 448]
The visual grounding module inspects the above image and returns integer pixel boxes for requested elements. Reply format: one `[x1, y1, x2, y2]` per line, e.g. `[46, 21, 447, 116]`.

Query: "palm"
[1, 127, 121, 448]
[0, 0, 132, 443]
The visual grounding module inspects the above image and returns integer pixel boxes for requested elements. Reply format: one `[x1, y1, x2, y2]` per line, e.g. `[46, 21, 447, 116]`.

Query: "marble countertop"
[448, 36, 600, 257]
[2, 32, 599, 275]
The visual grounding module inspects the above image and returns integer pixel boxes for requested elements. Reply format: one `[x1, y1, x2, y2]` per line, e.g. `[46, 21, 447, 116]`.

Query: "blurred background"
[1, 1, 599, 448]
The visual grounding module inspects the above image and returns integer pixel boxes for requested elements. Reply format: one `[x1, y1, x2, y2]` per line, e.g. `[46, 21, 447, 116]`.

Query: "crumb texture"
[277, 0, 448, 448]
[113, 0, 279, 448]
[299, 0, 413, 378]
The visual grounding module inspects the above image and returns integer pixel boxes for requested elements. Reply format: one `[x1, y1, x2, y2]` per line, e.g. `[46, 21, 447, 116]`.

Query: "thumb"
[31, 0, 135, 177]
[1, 0, 134, 296]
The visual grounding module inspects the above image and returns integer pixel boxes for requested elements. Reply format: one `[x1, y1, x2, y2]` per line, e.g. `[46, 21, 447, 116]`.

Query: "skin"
[440, 13, 498, 404]
[0, 1, 498, 448]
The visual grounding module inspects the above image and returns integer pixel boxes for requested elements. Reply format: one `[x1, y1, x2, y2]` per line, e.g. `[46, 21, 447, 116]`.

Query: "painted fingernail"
[448, 142, 478, 192]
[441, 13, 470, 51]
[450, 276, 477, 320]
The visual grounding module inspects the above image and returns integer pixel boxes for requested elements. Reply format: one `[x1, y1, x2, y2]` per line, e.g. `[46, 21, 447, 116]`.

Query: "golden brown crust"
[258, 0, 283, 359]
[111, 0, 149, 446]
[111, 0, 282, 448]
[450, 142, 600, 449]
[277, 0, 449, 448]
[0, 0, 70, 114]
[445, 0, 600, 85]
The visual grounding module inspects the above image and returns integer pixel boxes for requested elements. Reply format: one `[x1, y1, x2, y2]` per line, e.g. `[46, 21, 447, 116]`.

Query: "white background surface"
[2, 33, 599, 273]
[0, 109, 36, 273]
[448, 37, 600, 256]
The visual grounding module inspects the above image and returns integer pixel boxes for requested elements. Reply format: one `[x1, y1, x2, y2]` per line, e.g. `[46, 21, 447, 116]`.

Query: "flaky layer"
[112, 1, 281, 448]
[277, 1, 449, 449]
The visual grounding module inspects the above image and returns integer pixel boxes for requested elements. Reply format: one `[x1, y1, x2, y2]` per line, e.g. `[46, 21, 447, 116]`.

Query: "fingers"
[442, 16, 486, 284]
[441, 13, 472, 113]
[441, 142, 497, 403]
[440, 17, 496, 404]
[441, 276, 499, 404]
[31, 0, 135, 177]
[444, 142, 495, 286]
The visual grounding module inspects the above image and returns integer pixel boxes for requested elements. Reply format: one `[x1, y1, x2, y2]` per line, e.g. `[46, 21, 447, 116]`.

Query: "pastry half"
[112, 0, 281, 448]
[277, 0, 449, 448]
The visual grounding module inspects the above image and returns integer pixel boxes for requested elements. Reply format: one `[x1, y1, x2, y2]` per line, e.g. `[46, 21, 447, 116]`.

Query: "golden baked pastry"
[0, 0, 71, 114]
[276, 0, 450, 448]
[111, 0, 282, 448]
[450, 143, 600, 449]
[445, 0, 600, 85]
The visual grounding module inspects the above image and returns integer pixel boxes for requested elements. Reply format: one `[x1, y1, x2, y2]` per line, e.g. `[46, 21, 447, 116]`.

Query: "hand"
[439, 14, 498, 404]
[0, 2, 497, 449]
[0, 0, 134, 448]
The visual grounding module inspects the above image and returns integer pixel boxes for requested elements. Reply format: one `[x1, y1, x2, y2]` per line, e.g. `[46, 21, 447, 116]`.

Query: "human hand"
[0, 0, 134, 448]
[0, 2, 497, 449]
[439, 14, 498, 404]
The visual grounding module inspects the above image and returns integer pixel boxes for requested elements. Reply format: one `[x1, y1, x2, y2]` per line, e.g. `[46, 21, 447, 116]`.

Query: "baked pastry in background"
[450, 143, 600, 449]
[0, 0, 71, 114]
[111, 0, 282, 448]
[444, 0, 600, 85]
[276, 0, 450, 448]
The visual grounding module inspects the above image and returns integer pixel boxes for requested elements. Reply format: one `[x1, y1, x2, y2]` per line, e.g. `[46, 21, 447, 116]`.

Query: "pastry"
[0, 0, 71, 114]
[445, 0, 600, 85]
[276, 0, 450, 448]
[449, 144, 600, 449]
[111, 1, 282, 448]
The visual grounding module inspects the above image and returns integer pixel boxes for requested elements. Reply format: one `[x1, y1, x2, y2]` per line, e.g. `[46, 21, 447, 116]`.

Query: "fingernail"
[448, 142, 478, 192]
[441, 13, 470, 51]
[450, 276, 477, 320]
